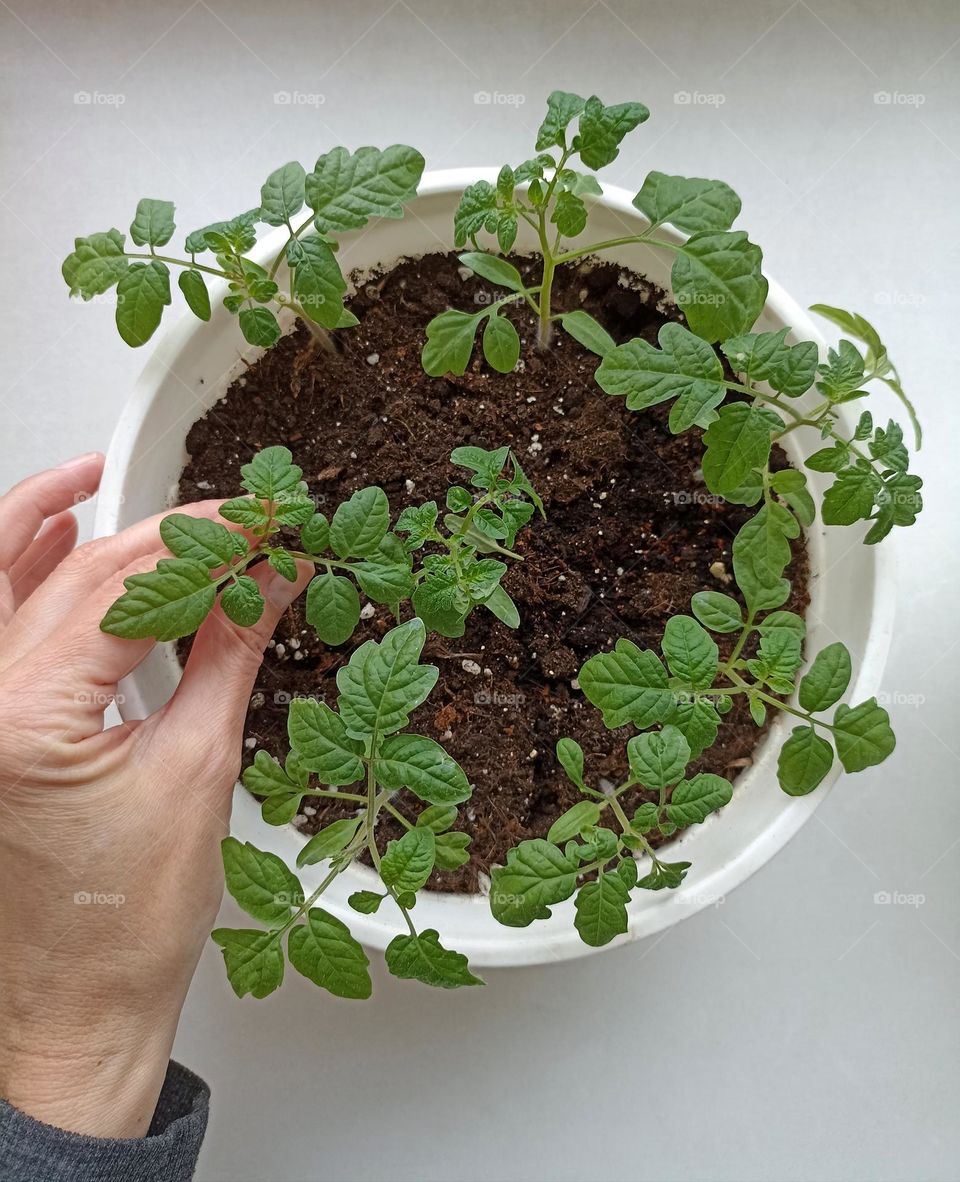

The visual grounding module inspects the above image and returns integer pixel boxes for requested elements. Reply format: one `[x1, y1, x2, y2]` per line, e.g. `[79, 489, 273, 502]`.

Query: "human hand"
[0, 454, 310, 1137]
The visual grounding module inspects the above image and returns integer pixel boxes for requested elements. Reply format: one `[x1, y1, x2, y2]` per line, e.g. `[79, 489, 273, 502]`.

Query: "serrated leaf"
[822, 467, 877, 526]
[579, 640, 673, 729]
[243, 749, 302, 799]
[637, 859, 691, 890]
[666, 773, 732, 824]
[336, 618, 438, 739]
[576, 95, 649, 169]
[240, 445, 304, 501]
[305, 144, 424, 233]
[595, 321, 726, 433]
[798, 642, 851, 712]
[297, 817, 362, 868]
[777, 726, 833, 795]
[453, 180, 499, 247]
[380, 827, 436, 893]
[548, 800, 603, 844]
[221, 837, 301, 925]
[702, 402, 783, 495]
[287, 699, 365, 785]
[690, 591, 743, 633]
[574, 872, 630, 947]
[559, 310, 615, 357]
[490, 839, 581, 926]
[482, 313, 520, 373]
[422, 309, 483, 377]
[260, 161, 306, 226]
[178, 269, 211, 320]
[116, 260, 171, 347]
[662, 615, 719, 690]
[305, 571, 360, 645]
[62, 229, 129, 298]
[221, 575, 265, 627]
[130, 198, 175, 247]
[353, 545, 415, 605]
[211, 928, 283, 999]
[732, 503, 799, 613]
[551, 190, 587, 237]
[288, 908, 371, 999]
[536, 90, 586, 150]
[100, 557, 216, 641]
[672, 230, 768, 342]
[833, 699, 895, 772]
[665, 697, 721, 759]
[385, 929, 482, 988]
[376, 734, 471, 805]
[721, 327, 818, 398]
[627, 725, 691, 789]
[434, 831, 471, 870]
[633, 171, 740, 233]
[218, 496, 269, 529]
[287, 234, 346, 329]
[329, 487, 389, 558]
[159, 513, 238, 568]
[300, 512, 330, 555]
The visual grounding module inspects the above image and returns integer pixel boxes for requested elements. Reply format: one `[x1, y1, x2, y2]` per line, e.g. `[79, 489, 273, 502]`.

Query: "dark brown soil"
[178, 251, 808, 893]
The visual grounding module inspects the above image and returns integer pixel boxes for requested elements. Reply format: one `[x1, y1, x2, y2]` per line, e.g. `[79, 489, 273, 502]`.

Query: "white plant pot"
[95, 169, 894, 968]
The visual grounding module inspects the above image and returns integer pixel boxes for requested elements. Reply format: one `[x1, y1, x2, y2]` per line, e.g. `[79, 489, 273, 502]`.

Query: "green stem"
[125, 252, 228, 279]
[554, 232, 679, 266]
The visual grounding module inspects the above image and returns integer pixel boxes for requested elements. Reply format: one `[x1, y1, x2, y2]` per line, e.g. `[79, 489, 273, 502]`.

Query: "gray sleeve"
[0, 1060, 209, 1182]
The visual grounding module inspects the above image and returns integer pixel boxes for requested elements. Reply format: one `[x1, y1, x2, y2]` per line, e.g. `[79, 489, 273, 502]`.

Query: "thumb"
[163, 559, 312, 738]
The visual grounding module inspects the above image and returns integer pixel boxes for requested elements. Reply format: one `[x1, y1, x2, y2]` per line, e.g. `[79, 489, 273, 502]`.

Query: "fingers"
[0, 453, 103, 570]
[9, 512, 78, 606]
[162, 560, 312, 743]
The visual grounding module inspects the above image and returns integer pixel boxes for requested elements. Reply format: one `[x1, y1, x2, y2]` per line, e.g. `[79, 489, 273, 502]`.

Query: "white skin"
[0, 453, 311, 1138]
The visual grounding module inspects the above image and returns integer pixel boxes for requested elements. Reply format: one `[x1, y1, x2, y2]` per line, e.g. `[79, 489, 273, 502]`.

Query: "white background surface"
[2, 2, 958, 1180]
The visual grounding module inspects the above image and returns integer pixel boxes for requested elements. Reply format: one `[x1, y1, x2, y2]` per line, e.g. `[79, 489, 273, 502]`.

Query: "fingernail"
[56, 451, 102, 470]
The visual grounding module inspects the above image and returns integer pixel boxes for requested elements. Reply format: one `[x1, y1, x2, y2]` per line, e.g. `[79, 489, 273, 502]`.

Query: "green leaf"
[822, 467, 877, 526]
[595, 322, 726, 433]
[576, 95, 649, 169]
[221, 575, 265, 627]
[238, 306, 281, 348]
[329, 487, 389, 558]
[732, 503, 799, 612]
[751, 627, 802, 687]
[130, 198, 175, 247]
[453, 180, 499, 247]
[536, 90, 586, 150]
[211, 928, 283, 999]
[221, 837, 301, 925]
[62, 229, 129, 298]
[665, 697, 721, 759]
[758, 609, 806, 640]
[305, 571, 360, 645]
[833, 699, 895, 772]
[434, 831, 471, 870]
[672, 231, 768, 342]
[385, 929, 482, 988]
[287, 908, 371, 999]
[240, 445, 304, 501]
[353, 545, 415, 606]
[243, 750, 302, 798]
[218, 496, 269, 529]
[159, 513, 238, 568]
[618, 856, 640, 889]
[260, 161, 306, 226]
[116, 260, 171, 347]
[482, 314, 520, 374]
[636, 859, 691, 891]
[100, 557, 216, 641]
[690, 591, 743, 633]
[632, 802, 660, 833]
[559, 310, 615, 357]
[548, 801, 602, 844]
[574, 872, 630, 947]
[287, 235, 346, 328]
[633, 171, 740, 233]
[458, 251, 524, 291]
[178, 269, 211, 320]
[551, 190, 587, 237]
[268, 548, 298, 582]
[666, 773, 732, 825]
[777, 726, 834, 795]
[422, 309, 483, 377]
[305, 144, 425, 233]
[627, 725, 691, 789]
[662, 615, 719, 690]
[287, 698, 365, 785]
[490, 839, 581, 926]
[556, 737, 587, 789]
[300, 513, 330, 555]
[297, 817, 362, 868]
[482, 584, 520, 629]
[336, 619, 438, 739]
[721, 328, 818, 397]
[798, 642, 852, 712]
[381, 827, 436, 893]
[702, 402, 783, 495]
[579, 640, 673, 729]
[349, 891, 383, 914]
[416, 804, 458, 833]
[376, 734, 471, 805]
